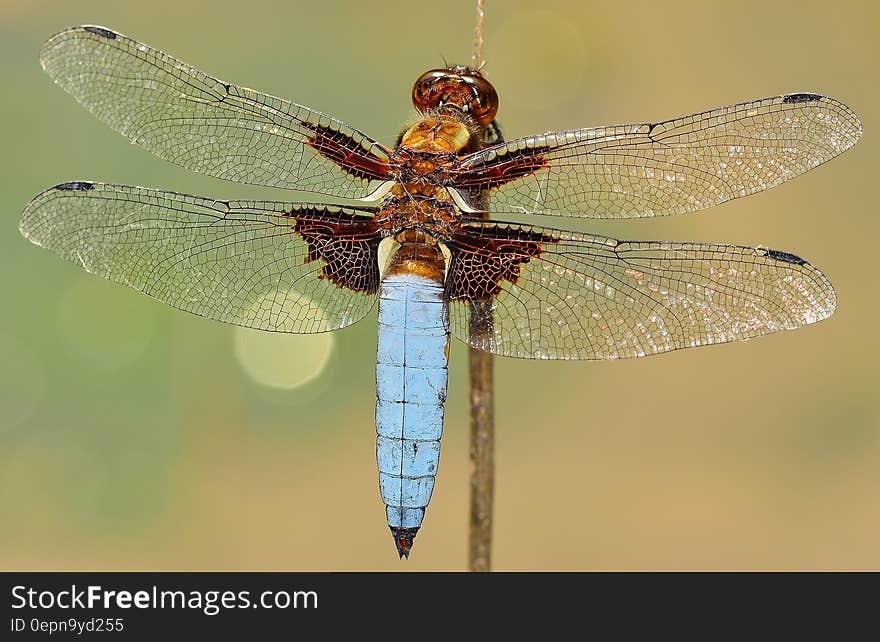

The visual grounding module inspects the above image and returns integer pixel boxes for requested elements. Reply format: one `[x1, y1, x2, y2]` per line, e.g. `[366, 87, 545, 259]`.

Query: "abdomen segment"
[375, 271, 449, 558]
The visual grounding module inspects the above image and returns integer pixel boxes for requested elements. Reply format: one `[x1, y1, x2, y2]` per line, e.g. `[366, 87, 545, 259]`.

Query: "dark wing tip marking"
[83, 26, 117, 39]
[783, 92, 823, 104]
[55, 181, 95, 192]
[764, 248, 807, 266]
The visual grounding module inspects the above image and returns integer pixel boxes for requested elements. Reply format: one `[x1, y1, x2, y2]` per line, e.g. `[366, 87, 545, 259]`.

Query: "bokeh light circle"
[233, 291, 335, 389]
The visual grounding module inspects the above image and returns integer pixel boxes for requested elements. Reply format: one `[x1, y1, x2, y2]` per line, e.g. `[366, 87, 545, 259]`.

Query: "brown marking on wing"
[446, 224, 560, 300]
[304, 123, 391, 181]
[454, 146, 551, 190]
[286, 208, 383, 293]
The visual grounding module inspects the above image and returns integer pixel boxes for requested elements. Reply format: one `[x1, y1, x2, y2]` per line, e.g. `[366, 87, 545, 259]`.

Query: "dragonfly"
[21, 26, 861, 559]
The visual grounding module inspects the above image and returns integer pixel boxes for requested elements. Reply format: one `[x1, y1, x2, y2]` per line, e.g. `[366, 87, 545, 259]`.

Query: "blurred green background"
[1, 0, 877, 570]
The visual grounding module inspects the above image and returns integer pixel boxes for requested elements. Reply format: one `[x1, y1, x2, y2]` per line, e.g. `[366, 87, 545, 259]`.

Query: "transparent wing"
[447, 221, 836, 359]
[454, 94, 861, 218]
[40, 26, 392, 198]
[20, 182, 383, 333]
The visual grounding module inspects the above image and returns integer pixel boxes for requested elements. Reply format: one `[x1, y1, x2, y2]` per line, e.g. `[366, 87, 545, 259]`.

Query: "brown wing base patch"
[446, 223, 559, 300]
[286, 208, 383, 293]
[304, 123, 391, 181]
[454, 145, 551, 191]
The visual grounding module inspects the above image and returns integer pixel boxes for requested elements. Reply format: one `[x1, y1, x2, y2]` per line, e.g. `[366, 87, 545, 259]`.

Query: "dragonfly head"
[411, 66, 498, 126]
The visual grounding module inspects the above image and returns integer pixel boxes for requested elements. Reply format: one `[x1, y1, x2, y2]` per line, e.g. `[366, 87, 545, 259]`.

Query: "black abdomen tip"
[390, 527, 419, 559]
[83, 26, 117, 39]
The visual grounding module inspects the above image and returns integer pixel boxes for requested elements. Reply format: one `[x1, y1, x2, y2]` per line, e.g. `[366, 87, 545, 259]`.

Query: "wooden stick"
[468, 0, 495, 573]
[471, 0, 486, 70]
[468, 306, 494, 571]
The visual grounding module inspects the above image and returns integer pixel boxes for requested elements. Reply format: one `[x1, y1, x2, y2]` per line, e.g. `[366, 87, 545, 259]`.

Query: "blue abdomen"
[375, 270, 449, 558]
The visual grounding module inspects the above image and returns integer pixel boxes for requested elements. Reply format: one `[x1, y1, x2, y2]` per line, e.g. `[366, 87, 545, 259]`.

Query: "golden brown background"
[1, 0, 876, 570]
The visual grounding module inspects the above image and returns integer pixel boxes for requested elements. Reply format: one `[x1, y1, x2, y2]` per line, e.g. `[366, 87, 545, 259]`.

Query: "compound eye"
[412, 69, 452, 113]
[464, 74, 499, 126]
[411, 68, 499, 126]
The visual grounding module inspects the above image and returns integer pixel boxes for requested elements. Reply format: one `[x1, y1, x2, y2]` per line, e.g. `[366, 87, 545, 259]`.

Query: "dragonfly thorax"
[375, 190, 460, 240]
[389, 147, 457, 187]
[400, 117, 471, 154]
